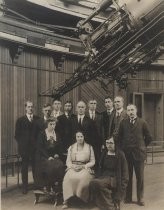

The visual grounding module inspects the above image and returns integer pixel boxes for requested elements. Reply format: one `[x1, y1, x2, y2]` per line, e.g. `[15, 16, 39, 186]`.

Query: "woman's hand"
[54, 154, 59, 158]
[48, 156, 54, 160]
[72, 165, 84, 171]
[84, 165, 89, 169]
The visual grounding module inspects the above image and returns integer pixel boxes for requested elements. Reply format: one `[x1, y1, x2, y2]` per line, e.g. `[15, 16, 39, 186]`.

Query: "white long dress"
[63, 142, 95, 202]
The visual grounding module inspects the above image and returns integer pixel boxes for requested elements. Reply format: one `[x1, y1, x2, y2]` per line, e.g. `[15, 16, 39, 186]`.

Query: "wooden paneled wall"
[0, 44, 81, 156]
[1, 43, 164, 156]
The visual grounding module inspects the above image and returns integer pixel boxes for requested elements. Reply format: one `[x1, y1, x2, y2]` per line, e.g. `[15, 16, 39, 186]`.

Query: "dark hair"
[25, 100, 33, 107]
[74, 129, 86, 141]
[43, 103, 51, 108]
[52, 98, 61, 103]
[104, 96, 113, 101]
[45, 117, 57, 127]
[64, 100, 72, 105]
[114, 96, 124, 103]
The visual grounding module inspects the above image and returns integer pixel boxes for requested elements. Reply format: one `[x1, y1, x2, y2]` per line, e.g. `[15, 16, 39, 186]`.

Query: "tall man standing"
[71, 101, 97, 155]
[101, 96, 115, 146]
[15, 101, 40, 194]
[113, 96, 127, 143]
[118, 104, 152, 206]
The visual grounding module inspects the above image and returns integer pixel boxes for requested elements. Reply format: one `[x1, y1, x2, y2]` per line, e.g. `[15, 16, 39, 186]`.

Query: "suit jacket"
[101, 110, 115, 142]
[56, 113, 76, 153]
[113, 109, 128, 142]
[35, 130, 62, 161]
[15, 115, 40, 156]
[71, 115, 97, 148]
[33, 117, 47, 141]
[118, 117, 153, 160]
[86, 111, 103, 151]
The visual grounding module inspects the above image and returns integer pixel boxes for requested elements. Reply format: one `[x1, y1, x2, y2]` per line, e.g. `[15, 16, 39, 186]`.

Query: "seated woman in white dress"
[62, 130, 95, 209]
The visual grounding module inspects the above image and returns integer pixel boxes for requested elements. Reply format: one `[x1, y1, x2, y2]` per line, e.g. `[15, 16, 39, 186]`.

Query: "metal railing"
[1, 154, 21, 188]
[146, 141, 164, 164]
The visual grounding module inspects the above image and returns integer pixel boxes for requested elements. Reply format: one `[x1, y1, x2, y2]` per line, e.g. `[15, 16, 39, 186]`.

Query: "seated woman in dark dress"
[35, 117, 65, 192]
[89, 137, 129, 210]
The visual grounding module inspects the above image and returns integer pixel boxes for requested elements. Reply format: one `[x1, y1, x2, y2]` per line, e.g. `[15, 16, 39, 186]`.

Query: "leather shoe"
[22, 188, 28, 194]
[137, 200, 145, 206]
[124, 199, 132, 204]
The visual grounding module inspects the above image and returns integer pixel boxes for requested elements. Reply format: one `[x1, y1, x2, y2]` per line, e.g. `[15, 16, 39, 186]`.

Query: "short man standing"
[57, 101, 75, 155]
[15, 101, 40, 194]
[33, 103, 52, 140]
[51, 98, 63, 118]
[118, 104, 152, 206]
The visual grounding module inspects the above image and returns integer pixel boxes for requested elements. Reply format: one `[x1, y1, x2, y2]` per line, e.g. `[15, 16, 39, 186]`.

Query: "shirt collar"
[107, 108, 113, 113]
[78, 115, 85, 120]
[116, 108, 123, 115]
[44, 116, 48, 121]
[89, 110, 95, 114]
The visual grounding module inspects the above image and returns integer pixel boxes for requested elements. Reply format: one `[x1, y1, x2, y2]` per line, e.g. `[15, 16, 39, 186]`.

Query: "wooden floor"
[1, 163, 164, 210]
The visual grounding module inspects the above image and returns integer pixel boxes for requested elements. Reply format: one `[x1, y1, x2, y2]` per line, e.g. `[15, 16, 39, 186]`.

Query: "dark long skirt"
[35, 158, 65, 189]
[89, 177, 115, 210]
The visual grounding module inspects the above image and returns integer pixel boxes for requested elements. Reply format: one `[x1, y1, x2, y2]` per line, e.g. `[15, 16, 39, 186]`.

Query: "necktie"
[79, 117, 83, 126]
[29, 115, 33, 122]
[91, 112, 95, 120]
[116, 112, 120, 117]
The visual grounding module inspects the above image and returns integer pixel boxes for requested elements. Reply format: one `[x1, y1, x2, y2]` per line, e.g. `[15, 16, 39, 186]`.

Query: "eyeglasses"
[90, 103, 97, 104]
[106, 142, 114, 144]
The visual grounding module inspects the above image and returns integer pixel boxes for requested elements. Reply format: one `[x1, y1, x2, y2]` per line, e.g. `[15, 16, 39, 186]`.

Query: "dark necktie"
[79, 117, 82, 126]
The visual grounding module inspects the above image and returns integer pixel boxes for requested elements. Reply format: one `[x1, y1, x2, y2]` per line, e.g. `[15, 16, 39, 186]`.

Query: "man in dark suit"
[56, 101, 75, 156]
[118, 104, 152, 206]
[113, 96, 127, 143]
[51, 98, 63, 119]
[15, 101, 40, 194]
[86, 99, 103, 167]
[33, 103, 52, 140]
[101, 96, 115, 146]
[71, 101, 97, 154]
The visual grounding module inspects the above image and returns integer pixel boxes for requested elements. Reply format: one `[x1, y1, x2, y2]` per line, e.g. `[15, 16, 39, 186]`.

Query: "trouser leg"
[125, 153, 134, 201]
[30, 151, 36, 181]
[21, 156, 29, 188]
[133, 160, 144, 202]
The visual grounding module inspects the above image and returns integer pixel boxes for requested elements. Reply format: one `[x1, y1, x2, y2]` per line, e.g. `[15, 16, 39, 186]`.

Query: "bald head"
[76, 101, 86, 115]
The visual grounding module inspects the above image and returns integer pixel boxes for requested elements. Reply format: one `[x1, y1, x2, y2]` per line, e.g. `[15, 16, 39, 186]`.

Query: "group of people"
[15, 95, 152, 210]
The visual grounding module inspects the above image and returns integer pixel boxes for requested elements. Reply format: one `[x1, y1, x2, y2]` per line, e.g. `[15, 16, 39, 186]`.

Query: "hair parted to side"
[43, 103, 51, 108]
[25, 100, 33, 107]
[64, 100, 72, 105]
[104, 96, 113, 101]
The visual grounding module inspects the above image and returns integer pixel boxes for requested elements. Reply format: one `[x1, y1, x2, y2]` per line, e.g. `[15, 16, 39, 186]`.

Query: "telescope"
[43, 0, 164, 99]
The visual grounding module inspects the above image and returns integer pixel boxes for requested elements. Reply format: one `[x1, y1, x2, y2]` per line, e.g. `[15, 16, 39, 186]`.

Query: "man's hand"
[48, 156, 54, 160]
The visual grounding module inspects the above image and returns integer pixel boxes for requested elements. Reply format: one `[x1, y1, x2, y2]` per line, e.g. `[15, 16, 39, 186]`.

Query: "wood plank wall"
[0, 44, 81, 156]
[1, 43, 164, 156]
